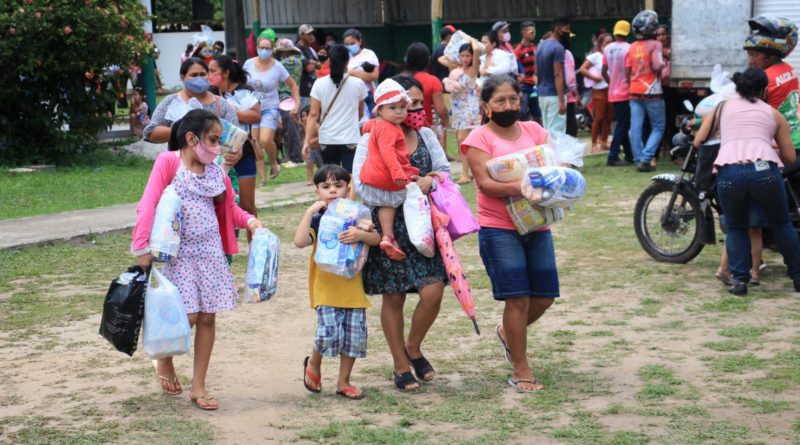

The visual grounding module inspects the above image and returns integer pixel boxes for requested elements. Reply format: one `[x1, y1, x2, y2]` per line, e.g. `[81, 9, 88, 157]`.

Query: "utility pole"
[431, 0, 443, 47]
[223, 0, 246, 60]
[139, 0, 156, 115]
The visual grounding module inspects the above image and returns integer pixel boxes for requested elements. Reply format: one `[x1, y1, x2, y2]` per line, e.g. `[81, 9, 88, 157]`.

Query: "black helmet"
[632, 10, 659, 39]
[743, 15, 798, 58]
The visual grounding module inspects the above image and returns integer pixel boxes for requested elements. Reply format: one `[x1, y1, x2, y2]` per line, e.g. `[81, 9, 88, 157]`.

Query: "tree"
[153, 0, 192, 24]
[0, 0, 151, 165]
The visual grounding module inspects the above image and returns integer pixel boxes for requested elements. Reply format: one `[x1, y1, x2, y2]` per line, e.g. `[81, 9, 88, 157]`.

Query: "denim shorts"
[478, 227, 560, 300]
[314, 306, 367, 358]
[254, 106, 280, 130]
[234, 156, 257, 179]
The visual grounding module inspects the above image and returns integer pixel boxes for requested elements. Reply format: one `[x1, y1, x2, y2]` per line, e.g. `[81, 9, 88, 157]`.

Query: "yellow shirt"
[308, 221, 370, 309]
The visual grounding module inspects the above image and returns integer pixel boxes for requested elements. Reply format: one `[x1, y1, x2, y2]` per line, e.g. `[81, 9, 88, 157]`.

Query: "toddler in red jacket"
[359, 79, 420, 260]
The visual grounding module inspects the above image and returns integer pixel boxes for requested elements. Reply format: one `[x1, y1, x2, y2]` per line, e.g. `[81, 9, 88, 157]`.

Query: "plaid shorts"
[314, 306, 367, 358]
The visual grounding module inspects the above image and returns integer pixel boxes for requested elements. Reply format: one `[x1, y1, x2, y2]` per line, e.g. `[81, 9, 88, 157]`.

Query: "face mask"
[184, 76, 210, 94]
[208, 73, 222, 87]
[489, 109, 519, 128]
[559, 34, 571, 51]
[403, 108, 427, 131]
[346, 44, 360, 55]
[192, 136, 221, 164]
[318, 55, 328, 63]
[501, 32, 511, 42]
[257, 48, 272, 59]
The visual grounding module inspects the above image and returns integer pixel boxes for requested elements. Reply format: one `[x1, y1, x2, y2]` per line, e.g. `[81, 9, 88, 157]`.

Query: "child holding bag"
[293, 165, 381, 399]
[358, 79, 421, 260]
[131, 109, 264, 410]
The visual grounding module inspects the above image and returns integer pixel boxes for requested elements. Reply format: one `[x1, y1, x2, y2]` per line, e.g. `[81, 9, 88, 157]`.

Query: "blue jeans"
[630, 97, 665, 163]
[609, 101, 633, 162]
[478, 227, 560, 299]
[717, 162, 800, 284]
[520, 84, 542, 121]
[539, 96, 566, 133]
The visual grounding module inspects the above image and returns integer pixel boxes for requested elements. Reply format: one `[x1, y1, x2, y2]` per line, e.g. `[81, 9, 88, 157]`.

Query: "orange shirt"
[624, 40, 663, 96]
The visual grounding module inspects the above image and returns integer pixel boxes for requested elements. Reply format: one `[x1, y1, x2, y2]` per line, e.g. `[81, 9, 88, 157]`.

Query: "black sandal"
[393, 371, 420, 391]
[407, 354, 435, 382]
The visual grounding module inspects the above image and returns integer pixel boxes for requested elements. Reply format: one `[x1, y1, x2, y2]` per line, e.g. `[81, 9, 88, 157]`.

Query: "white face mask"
[501, 32, 511, 42]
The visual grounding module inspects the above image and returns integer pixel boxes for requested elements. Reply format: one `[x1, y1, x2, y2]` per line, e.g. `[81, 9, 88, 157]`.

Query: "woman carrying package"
[353, 75, 450, 391]
[132, 109, 264, 410]
[463, 75, 559, 393]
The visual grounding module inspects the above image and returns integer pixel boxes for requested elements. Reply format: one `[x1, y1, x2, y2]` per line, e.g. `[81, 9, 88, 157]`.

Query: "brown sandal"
[152, 360, 182, 395]
[191, 394, 219, 410]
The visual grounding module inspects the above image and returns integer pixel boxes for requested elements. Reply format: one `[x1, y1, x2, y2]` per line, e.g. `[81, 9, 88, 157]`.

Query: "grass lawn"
[2, 153, 799, 444]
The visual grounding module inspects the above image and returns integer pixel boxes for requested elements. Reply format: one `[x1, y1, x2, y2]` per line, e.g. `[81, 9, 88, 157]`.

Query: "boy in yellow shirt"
[293, 165, 380, 399]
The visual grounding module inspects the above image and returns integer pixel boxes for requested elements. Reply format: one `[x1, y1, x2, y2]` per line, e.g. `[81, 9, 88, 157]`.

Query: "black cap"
[492, 21, 510, 32]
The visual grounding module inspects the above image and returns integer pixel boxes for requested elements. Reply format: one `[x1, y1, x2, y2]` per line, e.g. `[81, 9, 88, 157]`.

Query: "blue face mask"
[346, 44, 360, 55]
[184, 76, 210, 94]
[257, 48, 272, 60]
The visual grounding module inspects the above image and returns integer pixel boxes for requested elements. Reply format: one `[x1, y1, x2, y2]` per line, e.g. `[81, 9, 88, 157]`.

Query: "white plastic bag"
[164, 97, 202, 123]
[521, 166, 587, 208]
[143, 267, 192, 359]
[504, 195, 566, 234]
[444, 31, 485, 63]
[486, 145, 557, 182]
[149, 185, 182, 262]
[226, 89, 259, 111]
[544, 131, 585, 168]
[403, 183, 436, 257]
[245, 227, 280, 302]
[314, 199, 372, 278]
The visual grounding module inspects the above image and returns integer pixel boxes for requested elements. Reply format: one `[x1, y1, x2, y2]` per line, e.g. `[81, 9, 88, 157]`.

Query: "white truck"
[670, 0, 800, 89]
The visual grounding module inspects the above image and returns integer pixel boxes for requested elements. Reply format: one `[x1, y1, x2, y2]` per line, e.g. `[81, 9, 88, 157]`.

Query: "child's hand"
[309, 200, 328, 214]
[247, 219, 264, 233]
[394, 178, 407, 186]
[338, 226, 363, 244]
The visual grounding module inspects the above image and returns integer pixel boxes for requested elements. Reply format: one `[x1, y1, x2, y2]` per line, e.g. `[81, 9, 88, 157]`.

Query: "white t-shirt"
[311, 75, 368, 145]
[584, 52, 608, 89]
[347, 48, 379, 92]
[243, 58, 289, 109]
[480, 49, 519, 77]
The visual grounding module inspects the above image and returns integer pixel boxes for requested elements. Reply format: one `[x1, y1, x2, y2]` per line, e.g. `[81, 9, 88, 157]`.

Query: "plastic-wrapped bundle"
[443, 31, 485, 63]
[403, 183, 436, 257]
[429, 172, 479, 241]
[219, 119, 248, 155]
[521, 166, 586, 208]
[486, 145, 557, 183]
[143, 267, 192, 359]
[504, 195, 565, 235]
[149, 185, 182, 262]
[314, 199, 372, 278]
[164, 97, 202, 123]
[245, 227, 281, 302]
[226, 89, 259, 111]
[544, 131, 585, 168]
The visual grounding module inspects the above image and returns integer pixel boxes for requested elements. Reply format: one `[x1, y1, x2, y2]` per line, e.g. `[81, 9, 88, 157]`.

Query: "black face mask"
[490, 109, 519, 127]
[318, 55, 328, 63]
[559, 34, 571, 51]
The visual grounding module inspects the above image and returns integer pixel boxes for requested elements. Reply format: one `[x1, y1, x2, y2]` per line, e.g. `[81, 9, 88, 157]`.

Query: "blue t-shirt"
[535, 39, 565, 97]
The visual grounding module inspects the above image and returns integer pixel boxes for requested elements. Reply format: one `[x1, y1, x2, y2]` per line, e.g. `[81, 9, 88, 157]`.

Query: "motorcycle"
[633, 101, 800, 263]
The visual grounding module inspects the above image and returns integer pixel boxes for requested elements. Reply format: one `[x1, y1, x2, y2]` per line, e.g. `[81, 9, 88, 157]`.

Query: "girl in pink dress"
[132, 109, 264, 410]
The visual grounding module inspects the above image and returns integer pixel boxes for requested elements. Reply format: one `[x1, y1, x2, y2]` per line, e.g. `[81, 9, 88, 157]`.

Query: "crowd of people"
[129, 12, 800, 409]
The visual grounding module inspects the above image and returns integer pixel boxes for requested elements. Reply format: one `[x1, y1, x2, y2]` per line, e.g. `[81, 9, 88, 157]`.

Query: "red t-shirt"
[413, 71, 443, 126]
[514, 42, 537, 85]
[765, 62, 799, 111]
[624, 40, 663, 96]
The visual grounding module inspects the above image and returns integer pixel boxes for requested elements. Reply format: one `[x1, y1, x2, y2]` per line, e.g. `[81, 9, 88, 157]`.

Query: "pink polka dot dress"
[163, 162, 238, 314]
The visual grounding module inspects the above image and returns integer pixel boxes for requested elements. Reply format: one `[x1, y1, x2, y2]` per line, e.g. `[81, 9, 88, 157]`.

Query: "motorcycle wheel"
[634, 181, 705, 263]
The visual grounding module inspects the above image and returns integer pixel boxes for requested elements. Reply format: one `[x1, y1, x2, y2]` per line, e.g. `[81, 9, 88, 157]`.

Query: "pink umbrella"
[431, 205, 480, 335]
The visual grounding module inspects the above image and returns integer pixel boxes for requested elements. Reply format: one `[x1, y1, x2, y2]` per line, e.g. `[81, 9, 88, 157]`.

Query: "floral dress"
[450, 71, 481, 130]
[163, 163, 239, 314]
[363, 137, 448, 295]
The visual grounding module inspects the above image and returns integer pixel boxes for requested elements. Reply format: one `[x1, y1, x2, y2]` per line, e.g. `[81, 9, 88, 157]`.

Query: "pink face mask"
[193, 136, 221, 164]
[403, 108, 427, 131]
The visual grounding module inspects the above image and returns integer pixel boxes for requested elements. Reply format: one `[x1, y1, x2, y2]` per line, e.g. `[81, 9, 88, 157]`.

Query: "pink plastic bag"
[429, 172, 479, 241]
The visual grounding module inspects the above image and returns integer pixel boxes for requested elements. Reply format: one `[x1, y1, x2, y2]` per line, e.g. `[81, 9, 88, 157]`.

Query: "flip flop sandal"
[191, 394, 219, 410]
[152, 360, 182, 395]
[407, 354, 435, 382]
[393, 371, 420, 391]
[270, 165, 281, 179]
[336, 385, 365, 400]
[495, 325, 512, 366]
[508, 378, 544, 393]
[379, 235, 406, 261]
[715, 271, 732, 286]
[303, 356, 322, 393]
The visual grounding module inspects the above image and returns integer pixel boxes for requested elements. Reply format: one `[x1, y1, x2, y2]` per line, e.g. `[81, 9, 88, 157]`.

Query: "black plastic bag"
[99, 265, 149, 356]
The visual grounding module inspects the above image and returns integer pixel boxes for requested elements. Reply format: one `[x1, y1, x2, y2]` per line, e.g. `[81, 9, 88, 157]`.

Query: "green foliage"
[0, 0, 151, 165]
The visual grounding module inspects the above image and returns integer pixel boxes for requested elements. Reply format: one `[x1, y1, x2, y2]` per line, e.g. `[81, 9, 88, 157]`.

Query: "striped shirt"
[514, 42, 537, 85]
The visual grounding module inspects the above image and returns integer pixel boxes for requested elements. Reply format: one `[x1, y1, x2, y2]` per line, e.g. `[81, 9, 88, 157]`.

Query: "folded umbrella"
[431, 205, 480, 335]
